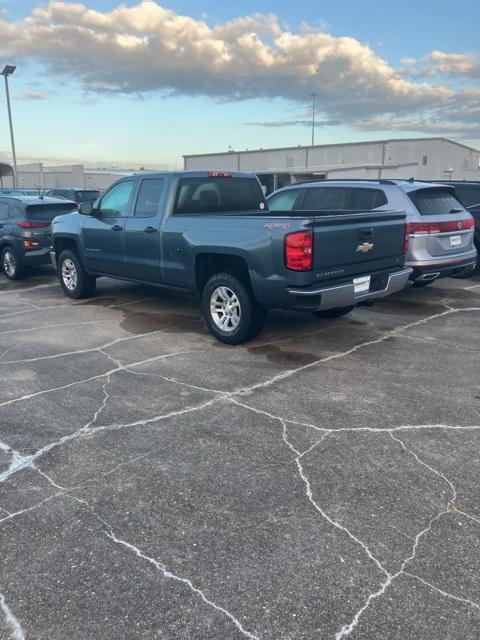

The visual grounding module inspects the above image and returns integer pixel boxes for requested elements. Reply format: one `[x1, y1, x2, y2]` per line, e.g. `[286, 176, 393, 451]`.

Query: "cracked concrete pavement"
[0, 266, 479, 639]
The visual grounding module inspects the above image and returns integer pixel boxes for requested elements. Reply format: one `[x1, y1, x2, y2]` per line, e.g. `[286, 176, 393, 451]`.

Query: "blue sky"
[0, 0, 479, 168]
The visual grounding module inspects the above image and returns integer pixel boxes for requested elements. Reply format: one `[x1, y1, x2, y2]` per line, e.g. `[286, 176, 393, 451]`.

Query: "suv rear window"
[26, 203, 76, 221]
[174, 177, 266, 214]
[409, 188, 465, 215]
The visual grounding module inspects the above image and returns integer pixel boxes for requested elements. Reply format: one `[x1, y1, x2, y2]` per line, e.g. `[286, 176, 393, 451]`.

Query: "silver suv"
[267, 179, 477, 286]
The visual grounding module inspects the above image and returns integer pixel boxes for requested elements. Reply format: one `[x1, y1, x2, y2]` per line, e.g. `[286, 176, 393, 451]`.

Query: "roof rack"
[296, 178, 402, 185]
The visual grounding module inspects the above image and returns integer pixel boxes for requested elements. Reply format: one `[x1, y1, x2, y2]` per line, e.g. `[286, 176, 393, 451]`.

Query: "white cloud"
[0, 1, 478, 139]
[423, 50, 480, 79]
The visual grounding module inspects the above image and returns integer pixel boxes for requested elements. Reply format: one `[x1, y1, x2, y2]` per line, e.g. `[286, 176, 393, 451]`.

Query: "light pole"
[2, 65, 18, 187]
[310, 92, 318, 147]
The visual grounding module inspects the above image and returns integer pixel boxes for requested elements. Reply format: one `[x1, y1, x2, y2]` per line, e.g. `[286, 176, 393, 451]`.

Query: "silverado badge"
[356, 242, 374, 253]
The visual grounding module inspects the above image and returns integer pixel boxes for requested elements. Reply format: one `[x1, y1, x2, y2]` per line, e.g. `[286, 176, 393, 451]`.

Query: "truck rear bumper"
[287, 267, 412, 310]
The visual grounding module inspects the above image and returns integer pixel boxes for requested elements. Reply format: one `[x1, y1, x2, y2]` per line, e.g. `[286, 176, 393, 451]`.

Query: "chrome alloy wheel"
[210, 286, 241, 332]
[2, 249, 16, 277]
[61, 258, 78, 291]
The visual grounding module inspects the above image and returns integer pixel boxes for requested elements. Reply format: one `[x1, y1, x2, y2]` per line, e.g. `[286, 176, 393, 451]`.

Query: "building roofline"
[184, 137, 480, 159]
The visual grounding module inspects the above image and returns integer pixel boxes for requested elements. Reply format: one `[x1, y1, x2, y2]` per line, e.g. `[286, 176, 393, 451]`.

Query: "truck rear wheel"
[202, 272, 265, 345]
[58, 249, 96, 299]
[313, 306, 354, 319]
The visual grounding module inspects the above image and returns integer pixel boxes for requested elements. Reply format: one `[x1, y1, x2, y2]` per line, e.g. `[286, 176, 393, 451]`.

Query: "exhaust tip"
[416, 272, 441, 282]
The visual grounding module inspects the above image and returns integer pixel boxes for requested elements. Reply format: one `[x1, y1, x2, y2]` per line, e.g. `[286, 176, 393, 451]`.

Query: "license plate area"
[353, 275, 371, 294]
[450, 235, 462, 247]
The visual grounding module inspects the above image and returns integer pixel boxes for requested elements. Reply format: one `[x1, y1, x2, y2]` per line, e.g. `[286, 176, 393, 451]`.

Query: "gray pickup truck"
[50, 171, 411, 344]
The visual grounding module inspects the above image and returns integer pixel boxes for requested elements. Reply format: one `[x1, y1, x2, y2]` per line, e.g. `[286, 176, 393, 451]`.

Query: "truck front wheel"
[202, 272, 265, 345]
[57, 249, 96, 299]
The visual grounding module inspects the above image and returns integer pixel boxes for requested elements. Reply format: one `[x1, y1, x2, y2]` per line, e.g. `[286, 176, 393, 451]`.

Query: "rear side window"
[174, 177, 266, 214]
[25, 203, 76, 221]
[267, 189, 301, 212]
[301, 187, 348, 210]
[452, 185, 480, 210]
[350, 188, 387, 209]
[0, 201, 8, 218]
[134, 179, 164, 217]
[409, 188, 465, 215]
[76, 190, 100, 203]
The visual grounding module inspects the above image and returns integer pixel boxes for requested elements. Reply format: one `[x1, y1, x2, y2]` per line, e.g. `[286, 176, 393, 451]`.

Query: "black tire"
[411, 280, 434, 288]
[313, 305, 355, 319]
[202, 272, 265, 345]
[1, 246, 25, 280]
[57, 249, 96, 299]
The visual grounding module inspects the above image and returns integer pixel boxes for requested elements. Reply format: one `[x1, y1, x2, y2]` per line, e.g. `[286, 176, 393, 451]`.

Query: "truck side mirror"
[78, 202, 94, 215]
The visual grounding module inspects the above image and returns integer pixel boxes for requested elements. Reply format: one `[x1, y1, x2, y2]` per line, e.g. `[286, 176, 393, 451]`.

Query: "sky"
[0, 0, 479, 168]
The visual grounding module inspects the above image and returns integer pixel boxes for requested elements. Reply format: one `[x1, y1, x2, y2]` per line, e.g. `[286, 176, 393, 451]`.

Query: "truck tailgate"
[312, 210, 406, 277]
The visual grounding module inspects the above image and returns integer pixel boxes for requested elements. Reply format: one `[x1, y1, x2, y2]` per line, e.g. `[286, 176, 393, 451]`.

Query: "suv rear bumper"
[287, 267, 412, 310]
[20, 246, 51, 267]
[407, 250, 478, 282]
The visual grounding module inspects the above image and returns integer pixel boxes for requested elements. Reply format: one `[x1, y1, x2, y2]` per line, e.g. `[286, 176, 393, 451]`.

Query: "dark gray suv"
[0, 196, 76, 279]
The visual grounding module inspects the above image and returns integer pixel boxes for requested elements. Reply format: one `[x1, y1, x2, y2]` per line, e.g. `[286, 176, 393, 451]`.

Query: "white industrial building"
[184, 137, 480, 194]
[0, 162, 132, 191]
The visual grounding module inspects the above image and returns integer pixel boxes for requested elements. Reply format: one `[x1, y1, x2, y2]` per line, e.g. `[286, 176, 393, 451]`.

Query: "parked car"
[50, 171, 411, 344]
[0, 195, 76, 280]
[46, 188, 101, 205]
[268, 179, 477, 287]
[0, 188, 43, 196]
[430, 180, 480, 273]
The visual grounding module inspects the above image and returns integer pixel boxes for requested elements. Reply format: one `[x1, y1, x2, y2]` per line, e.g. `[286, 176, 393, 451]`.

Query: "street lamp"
[310, 92, 319, 147]
[2, 65, 18, 187]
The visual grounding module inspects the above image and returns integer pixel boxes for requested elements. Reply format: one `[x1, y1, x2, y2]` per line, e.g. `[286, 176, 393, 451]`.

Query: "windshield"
[409, 188, 466, 215]
[26, 203, 77, 221]
[174, 177, 266, 214]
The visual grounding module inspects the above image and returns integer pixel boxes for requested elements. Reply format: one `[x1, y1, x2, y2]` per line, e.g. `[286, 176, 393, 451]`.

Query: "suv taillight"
[16, 220, 50, 229]
[403, 223, 410, 254]
[409, 219, 474, 234]
[285, 231, 313, 271]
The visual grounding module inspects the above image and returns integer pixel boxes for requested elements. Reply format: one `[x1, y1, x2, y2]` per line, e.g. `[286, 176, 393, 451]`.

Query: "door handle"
[144, 226, 157, 233]
[111, 224, 123, 231]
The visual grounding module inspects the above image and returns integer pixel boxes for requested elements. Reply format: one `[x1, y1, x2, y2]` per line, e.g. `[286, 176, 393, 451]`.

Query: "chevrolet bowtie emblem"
[356, 242, 374, 253]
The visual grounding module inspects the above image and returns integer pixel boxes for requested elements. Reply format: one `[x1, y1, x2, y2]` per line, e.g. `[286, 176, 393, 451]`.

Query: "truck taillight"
[409, 220, 474, 234]
[403, 223, 410, 254]
[285, 231, 313, 271]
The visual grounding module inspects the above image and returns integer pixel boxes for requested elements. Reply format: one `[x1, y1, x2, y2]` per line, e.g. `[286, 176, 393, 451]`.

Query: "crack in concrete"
[0, 592, 25, 640]
[405, 572, 480, 612]
[104, 530, 260, 639]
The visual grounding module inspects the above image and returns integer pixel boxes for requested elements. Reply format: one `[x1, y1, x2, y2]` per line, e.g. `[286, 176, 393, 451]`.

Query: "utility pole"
[2, 65, 18, 187]
[310, 92, 318, 147]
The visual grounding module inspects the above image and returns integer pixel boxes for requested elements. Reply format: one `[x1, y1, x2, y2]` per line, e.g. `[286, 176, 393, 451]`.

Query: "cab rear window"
[174, 177, 266, 214]
[409, 188, 465, 215]
[26, 203, 77, 221]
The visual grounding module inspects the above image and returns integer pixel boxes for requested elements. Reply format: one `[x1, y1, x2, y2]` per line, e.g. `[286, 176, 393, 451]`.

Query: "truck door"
[123, 177, 165, 282]
[81, 179, 135, 275]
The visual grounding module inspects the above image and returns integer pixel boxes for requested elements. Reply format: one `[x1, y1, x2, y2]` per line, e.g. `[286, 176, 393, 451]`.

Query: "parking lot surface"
[0, 267, 479, 640]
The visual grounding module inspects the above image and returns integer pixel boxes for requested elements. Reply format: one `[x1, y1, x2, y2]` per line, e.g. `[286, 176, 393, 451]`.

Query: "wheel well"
[53, 237, 79, 257]
[195, 253, 251, 293]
